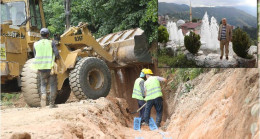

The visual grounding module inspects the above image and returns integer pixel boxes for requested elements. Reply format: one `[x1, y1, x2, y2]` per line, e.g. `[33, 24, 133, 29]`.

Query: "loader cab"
[1, 0, 45, 29]
[1, 1, 26, 25]
[27, 0, 46, 31]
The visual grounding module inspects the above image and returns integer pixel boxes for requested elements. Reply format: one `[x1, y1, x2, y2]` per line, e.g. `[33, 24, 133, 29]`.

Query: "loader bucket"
[97, 28, 152, 67]
[134, 33, 152, 63]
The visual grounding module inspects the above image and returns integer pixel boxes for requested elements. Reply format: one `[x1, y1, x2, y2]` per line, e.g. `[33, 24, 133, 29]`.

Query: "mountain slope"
[236, 6, 257, 17]
[158, 2, 257, 28]
[163, 68, 259, 138]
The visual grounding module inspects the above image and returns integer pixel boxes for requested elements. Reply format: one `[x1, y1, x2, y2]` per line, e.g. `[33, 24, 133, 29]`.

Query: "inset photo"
[158, 0, 257, 68]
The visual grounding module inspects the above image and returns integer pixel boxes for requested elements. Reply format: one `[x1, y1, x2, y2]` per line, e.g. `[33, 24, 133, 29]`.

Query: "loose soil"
[1, 68, 259, 139]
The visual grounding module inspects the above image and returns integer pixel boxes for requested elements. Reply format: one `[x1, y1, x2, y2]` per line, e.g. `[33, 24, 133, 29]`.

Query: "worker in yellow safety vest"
[132, 69, 147, 123]
[143, 69, 166, 127]
[32, 28, 60, 108]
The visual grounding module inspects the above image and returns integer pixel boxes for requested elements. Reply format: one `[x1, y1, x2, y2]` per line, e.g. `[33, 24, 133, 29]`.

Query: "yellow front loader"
[0, 0, 151, 107]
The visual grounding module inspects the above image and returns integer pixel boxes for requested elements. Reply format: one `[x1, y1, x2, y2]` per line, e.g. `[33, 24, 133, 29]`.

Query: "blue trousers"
[138, 100, 146, 122]
[144, 97, 163, 126]
[39, 71, 57, 96]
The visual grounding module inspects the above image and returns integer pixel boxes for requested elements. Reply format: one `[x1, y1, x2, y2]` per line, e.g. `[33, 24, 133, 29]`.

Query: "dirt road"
[1, 97, 172, 139]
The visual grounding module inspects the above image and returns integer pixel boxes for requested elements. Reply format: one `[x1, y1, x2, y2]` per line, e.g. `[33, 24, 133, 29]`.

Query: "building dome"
[177, 20, 185, 27]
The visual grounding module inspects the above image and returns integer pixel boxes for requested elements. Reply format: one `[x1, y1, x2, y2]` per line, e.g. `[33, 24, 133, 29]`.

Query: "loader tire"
[21, 59, 71, 107]
[69, 57, 111, 100]
[21, 59, 41, 107]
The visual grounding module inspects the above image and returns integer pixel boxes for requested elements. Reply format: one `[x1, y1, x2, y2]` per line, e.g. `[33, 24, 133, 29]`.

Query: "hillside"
[236, 6, 257, 17]
[1, 68, 258, 138]
[158, 2, 257, 28]
[163, 68, 259, 138]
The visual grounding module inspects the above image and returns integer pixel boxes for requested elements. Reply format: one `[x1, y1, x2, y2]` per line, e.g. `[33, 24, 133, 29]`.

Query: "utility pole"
[64, 0, 71, 30]
[189, 0, 192, 22]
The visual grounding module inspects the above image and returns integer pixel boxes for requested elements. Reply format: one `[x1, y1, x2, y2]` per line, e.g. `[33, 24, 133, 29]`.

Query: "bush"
[1, 93, 20, 106]
[232, 28, 251, 58]
[167, 68, 204, 90]
[184, 31, 201, 54]
[158, 25, 169, 43]
[158, 53, 199, 68]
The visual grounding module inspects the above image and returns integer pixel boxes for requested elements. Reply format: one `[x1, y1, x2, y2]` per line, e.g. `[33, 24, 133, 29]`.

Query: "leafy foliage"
[184, 32, 201, 54]
[164, 68, 204, 90]
[158, 50, 199, 68]
[43, 0, 66, 35]
[232, 28, 251, 58]
[242, 26, 257, 45]
[184, 83, 194, 93]
[192, 18, 199, 22]
[158, 25, 169, 43]
[1, 93, 20, 106]
[43, 0, 157, 43]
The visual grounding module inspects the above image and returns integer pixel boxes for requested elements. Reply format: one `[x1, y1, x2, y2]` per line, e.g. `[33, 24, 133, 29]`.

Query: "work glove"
[50, 62, 58, 75]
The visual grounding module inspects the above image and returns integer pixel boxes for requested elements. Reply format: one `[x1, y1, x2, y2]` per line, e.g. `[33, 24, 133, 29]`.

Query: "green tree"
[232, 28, 251, 58]
[43, 0, 157, 43]
[43, 0, 66, 35]
[158, 25, 169, 43]
[184, 32, 201, 54]
[192, 18, 198, 22]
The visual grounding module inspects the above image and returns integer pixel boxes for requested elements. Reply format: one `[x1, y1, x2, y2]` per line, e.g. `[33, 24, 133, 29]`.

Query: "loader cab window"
[29, 0, 42, 30]
[0, 2, 26, 25]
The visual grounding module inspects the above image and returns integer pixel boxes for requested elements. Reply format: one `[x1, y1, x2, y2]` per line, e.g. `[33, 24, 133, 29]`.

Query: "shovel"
[131, 102, 147, 114]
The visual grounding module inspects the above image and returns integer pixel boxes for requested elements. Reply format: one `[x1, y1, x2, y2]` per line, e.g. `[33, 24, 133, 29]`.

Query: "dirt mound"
[1, 97, 132, 138]
[1, 97, 174, 139]
[164, 68, 259, 138]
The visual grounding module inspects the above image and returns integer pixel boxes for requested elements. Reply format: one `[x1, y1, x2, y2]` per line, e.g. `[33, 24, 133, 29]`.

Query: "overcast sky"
[158, 0, 256, 7]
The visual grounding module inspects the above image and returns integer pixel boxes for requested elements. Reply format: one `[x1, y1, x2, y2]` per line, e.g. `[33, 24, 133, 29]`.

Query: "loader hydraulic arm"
[60, 23, 114, 62]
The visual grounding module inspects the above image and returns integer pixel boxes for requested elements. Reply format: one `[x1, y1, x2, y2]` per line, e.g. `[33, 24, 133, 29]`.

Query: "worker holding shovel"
[143, 69, 167, 128]
[132, 69, 147, 124]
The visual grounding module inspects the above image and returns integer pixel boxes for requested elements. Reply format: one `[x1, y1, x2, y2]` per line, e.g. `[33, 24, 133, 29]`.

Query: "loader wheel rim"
[87, 69, 104, 90]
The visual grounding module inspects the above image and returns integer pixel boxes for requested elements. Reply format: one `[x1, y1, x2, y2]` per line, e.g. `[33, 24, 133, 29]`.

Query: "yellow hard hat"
[143, 69, 153, 75]
[141, 68, 147, 73]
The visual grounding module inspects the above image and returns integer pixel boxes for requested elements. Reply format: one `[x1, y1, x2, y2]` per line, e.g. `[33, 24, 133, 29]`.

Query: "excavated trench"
[1, 64, 173, 139]
[2, 66, 258, 138]
[109, 65, 170, 122]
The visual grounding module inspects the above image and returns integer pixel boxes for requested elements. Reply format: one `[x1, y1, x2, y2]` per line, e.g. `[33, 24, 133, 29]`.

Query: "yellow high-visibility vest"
[144, 76, 162, 101]
[32, 39, 54, 70]
[132, 78, 144, 100]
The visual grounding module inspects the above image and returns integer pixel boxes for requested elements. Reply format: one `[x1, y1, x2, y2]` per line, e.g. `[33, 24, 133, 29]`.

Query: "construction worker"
[143, 69, 166, 127]
[132, 69, 146, 123]
[32, 28, 60, 108]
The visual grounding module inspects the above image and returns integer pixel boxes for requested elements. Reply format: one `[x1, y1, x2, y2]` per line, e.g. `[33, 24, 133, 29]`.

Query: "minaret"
[189, 0, 192, 22]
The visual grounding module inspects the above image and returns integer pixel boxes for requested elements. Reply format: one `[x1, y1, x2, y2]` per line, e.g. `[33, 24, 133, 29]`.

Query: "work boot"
[49, 93, 57, 108]
[49, 100, 57, 108]
[41, 94, 47, 107]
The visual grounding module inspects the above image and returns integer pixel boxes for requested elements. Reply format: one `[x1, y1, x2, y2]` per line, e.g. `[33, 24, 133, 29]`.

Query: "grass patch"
[1, 93, 20, 106]
[165, 68, 204, 90]
[158, 53, 199, 68]
[245, 54, 254, 59]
